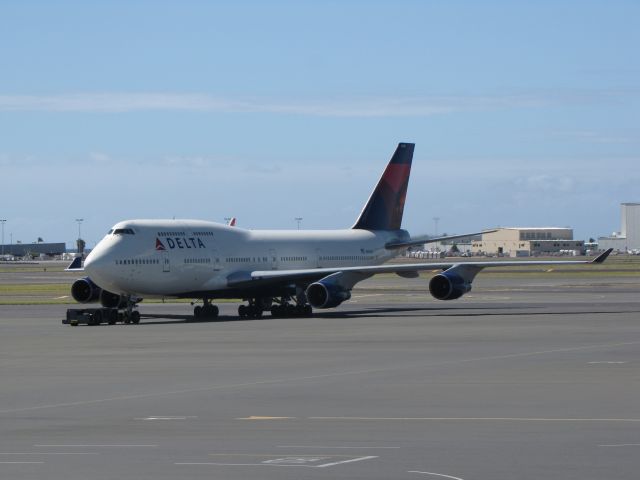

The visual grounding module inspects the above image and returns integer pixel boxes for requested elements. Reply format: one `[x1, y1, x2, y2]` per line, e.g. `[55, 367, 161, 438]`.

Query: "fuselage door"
[211, 249, 221, 271]
[269, 249, 278, 270]
[316, 248, 322, 268]
[162, 251, 170, 273]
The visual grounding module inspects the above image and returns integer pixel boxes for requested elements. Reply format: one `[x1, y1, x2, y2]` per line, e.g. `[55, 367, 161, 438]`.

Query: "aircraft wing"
[227, 248, 613, 288]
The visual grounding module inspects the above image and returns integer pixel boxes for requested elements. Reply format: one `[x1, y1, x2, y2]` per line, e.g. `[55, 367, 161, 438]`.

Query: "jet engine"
[71, 277, 102, 303]
[429, 271, 472, 300]
[305, 281, 352, 309]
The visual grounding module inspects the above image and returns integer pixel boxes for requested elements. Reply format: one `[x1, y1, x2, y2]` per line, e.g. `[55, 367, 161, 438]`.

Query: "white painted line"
[134, 416, 196, 420]
[176, 458, 378, 468]
[238, 416, 295, 420]
[176, 462, 296, 467]
[409, 471, 464, 480]
[309, 417, 640, 422]
[599, 444, 640, 447]
[588, 361, 627, 364]
[5, 339, 639, 415]
[0, 453, 98, 455]
[0, 461, 44, 464]
[277, 445, 399, 449]
[34, 444, 158, 448]
[316, 455, 378, 468]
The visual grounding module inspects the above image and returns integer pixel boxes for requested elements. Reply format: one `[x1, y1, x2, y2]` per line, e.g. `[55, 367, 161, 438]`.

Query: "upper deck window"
[113, 228, 135, 235]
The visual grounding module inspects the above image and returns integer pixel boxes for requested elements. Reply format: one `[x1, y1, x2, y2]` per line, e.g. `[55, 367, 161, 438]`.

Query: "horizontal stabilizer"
[386, 230, 495, 249]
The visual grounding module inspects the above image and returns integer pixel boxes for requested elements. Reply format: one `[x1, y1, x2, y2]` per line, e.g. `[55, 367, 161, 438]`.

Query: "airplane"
[68, 143, 612, 322]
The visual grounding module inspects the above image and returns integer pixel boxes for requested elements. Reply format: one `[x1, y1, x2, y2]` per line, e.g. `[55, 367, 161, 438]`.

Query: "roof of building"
[491, 227, 572, 231]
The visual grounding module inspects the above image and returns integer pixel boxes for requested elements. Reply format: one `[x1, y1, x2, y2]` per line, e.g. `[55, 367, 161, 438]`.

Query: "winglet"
[591, 248, 613, 264]
[64, 256, 84, 271]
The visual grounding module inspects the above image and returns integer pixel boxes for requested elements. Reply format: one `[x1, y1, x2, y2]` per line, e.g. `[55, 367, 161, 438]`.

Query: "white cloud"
[0, 89, 634, 117]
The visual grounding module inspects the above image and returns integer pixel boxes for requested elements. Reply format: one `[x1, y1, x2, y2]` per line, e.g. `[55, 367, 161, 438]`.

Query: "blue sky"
[0, 1, 638, 248]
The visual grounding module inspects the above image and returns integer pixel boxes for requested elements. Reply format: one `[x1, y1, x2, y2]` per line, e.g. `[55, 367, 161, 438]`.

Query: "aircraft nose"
[83, 242, 114, 281]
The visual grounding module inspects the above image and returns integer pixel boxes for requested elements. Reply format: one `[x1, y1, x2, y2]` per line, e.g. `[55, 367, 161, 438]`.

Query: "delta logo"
[155, 237, 206, 250]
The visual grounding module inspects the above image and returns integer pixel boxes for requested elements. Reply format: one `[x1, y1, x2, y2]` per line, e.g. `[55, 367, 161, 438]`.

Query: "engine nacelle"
[71, 277, 101, 303]
[99, 290, 127, 308]
[429, 271, 472, 300]
[305, 281, 352, 309]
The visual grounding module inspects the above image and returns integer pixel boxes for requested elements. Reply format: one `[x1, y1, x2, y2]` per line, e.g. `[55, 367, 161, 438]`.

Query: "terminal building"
[598, 203, 640, 252]
[0, 242, 66, 259]
[471, 228, 583, 257]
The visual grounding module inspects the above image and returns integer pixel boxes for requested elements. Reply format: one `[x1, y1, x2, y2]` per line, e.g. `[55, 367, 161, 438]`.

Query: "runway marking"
[0, 461, 44, 464]
[588, 361, 627, 364]
[409, 471, 464, 480]
[599, 444, 640, 447]
[34, 444, 158, 448]
[207, 453, 353, 457]
[315, 455, 377, 468]
[238, 416, 295, 420]
[309, 417, 640, 423]
[277, 445, 400, 449]
[134, 416, 197, 420]
[176, 454, 377, 468]
[0, 453, 98, 455]
[5, 339, 640, 415]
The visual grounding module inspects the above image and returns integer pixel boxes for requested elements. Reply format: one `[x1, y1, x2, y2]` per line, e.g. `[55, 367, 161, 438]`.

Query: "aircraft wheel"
[108, 310, 118, 325]
[194, 305, 203, 319]
[304, 305, 312, 316]
[131, 311, 140, 324]
[238, 305, 247, 318]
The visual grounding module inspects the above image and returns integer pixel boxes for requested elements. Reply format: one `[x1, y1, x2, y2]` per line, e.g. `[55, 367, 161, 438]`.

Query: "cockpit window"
[113, 228, 135, 235]
[108, 229, 114, 234]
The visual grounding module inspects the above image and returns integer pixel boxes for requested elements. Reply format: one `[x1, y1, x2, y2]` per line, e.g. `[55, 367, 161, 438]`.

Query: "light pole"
[75, 218, 83, 241]
[294, 217, 303, 230]
[0, 219, 6, 257]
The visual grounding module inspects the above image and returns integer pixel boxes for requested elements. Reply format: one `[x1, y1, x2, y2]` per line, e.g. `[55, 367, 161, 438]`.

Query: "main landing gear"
[192, 298, 219, 320]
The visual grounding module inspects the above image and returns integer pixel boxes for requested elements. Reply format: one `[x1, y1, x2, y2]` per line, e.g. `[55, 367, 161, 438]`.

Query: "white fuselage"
[84, 219, 405, 298]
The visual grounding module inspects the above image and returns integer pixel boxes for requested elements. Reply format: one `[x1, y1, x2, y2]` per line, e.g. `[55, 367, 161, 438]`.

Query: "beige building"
[598, 203, 640, 252]
[472, 228, 584, 256]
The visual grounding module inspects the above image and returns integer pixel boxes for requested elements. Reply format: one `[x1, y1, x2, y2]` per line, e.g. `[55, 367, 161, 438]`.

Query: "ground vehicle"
[63, 307, 140, 326]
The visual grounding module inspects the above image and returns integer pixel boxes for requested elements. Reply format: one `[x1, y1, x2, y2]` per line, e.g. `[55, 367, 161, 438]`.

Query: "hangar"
[598, 202, 640, 251]
[471, 228, 583, 257]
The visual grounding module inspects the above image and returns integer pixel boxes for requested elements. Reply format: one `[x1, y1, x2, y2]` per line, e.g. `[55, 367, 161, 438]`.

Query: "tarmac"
[1, 276, 640, 480]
